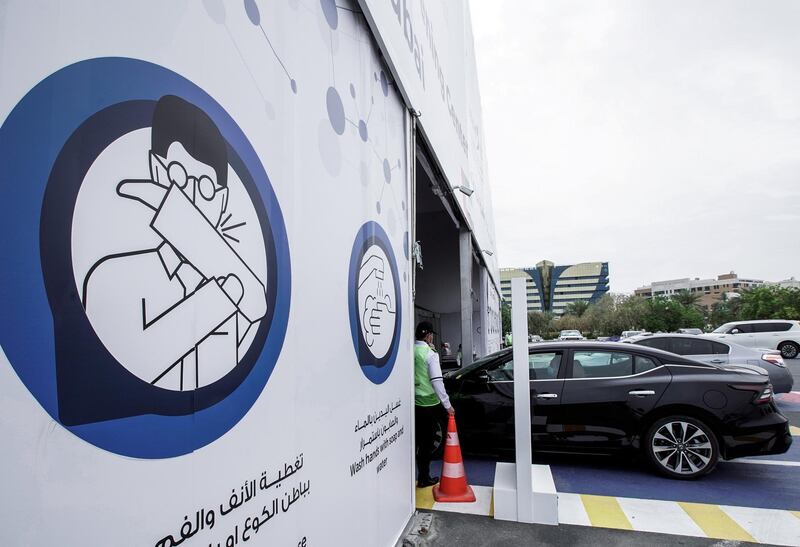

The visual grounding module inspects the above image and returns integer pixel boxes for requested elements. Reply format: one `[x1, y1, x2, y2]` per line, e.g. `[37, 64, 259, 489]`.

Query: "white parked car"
[620, 330, 646, 340]
[707, 320, 800, 360]
[558, 330, 585, 341]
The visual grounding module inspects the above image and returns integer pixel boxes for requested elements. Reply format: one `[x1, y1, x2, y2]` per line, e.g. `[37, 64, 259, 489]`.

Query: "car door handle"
[628, 390, 655, 396]
[709, 359, 725, 364]
[536, 393, 558, 399]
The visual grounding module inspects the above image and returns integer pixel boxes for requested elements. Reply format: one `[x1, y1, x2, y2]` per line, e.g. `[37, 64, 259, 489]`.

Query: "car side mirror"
[475, 370, 490, 383]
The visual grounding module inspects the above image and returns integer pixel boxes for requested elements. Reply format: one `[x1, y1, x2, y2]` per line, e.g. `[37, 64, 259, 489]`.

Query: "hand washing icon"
[357, 245, 397, 360]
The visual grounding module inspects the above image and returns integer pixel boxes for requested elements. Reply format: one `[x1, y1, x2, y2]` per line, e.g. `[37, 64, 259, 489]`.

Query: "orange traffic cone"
[432, 414, 475, 503]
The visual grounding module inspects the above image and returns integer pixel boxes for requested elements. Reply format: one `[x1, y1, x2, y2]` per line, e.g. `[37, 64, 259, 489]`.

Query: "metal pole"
[410, 114, 418, 303]
[511, 277, 532, 523]
[459, 229, 473, 367]
[406, 108, 417, 513]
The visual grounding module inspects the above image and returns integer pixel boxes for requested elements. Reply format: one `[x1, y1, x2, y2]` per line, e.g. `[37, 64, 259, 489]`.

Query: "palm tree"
[564, 300, 590, 317]
[672, 289, 701, 309]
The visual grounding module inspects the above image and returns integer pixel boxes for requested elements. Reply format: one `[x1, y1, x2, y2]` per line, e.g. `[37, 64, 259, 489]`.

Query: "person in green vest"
[414, 321, 455, 488]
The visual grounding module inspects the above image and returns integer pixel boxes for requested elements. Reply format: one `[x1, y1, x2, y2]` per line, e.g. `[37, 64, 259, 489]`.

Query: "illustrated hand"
[363, 289, 396, 344]
[218, 274, 244, 305]
[358, 254, 385, 288]
[116, 178, 169, 212]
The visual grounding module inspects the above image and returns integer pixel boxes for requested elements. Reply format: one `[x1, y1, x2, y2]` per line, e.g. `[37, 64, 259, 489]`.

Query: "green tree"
[680, 305, 705, 329]
[501, 301, 512, 335]
[527, 311, 553, 336]
[738, 286, 800, 320]
[616, 295, 649, 333]
[582, 294, 616, 336]
[709, 293, 742, 328]
[555, 313, 585, 335]
[642, 297, 685, 332]
[563, 300, 590, 317]
[672, 289, 702, 309]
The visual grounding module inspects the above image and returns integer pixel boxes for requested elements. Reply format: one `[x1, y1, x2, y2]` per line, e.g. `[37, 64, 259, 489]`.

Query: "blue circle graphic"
[326, 86, 345, 135]
[0, 57, 291, 458]
[347, 222, 402, 384]
[244, 0, 261, 25]
[320, 0, 338, 29]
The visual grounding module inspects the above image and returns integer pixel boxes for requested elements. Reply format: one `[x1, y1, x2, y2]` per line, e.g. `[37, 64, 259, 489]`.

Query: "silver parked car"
[629, 333, 793, 393]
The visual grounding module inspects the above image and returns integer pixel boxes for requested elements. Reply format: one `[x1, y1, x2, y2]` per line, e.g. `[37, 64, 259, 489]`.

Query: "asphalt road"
[787, 356, 800, 394]
[783, 356, 799, 427]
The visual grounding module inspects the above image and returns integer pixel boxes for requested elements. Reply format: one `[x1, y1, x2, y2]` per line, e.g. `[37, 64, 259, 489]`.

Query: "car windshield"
[562, 330, 580, 336]
[450, 347, 511, 378]
[712, 323, 733, 333]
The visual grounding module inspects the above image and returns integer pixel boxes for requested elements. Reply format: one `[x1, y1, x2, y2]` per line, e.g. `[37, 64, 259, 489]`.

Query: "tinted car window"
[730, 323, 753, 333]
[489, 352, 562, 381]
[572, 351, 632, 378]
[636, 338, 670, 351]
[634, 355, 659, 374]
[711, 341, 729, 355]
[754, 322, 792, 332]
[672, 338, 714, 355]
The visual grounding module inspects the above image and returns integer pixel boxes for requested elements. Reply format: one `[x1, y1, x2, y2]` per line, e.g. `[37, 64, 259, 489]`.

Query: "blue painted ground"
[428, 396, 799, 511]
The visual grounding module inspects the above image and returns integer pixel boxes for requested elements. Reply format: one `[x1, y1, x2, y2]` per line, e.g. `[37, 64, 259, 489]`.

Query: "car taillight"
[730, 383, 773, 404]
[761, 354, 786, 368]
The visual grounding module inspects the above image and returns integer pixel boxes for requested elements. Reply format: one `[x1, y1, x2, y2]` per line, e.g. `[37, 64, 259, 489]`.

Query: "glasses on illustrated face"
[151, 152, 222, 202]
[166, 160, 221, 201]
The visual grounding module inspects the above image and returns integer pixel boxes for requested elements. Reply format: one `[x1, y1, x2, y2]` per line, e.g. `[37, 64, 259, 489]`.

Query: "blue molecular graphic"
[244, 0, 298, 93]
[319, 2, 403, 222]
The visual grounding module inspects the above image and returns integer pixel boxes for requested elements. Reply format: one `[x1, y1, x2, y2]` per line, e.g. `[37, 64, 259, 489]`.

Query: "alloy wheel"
[651, 420, 714, 475]
[779, 342, 798, 359]
[431, 420, 444, 456]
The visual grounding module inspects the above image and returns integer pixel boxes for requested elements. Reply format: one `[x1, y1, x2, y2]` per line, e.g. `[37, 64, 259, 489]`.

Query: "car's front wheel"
[645, 416, 719, 479]
[778, 341, 799, 360]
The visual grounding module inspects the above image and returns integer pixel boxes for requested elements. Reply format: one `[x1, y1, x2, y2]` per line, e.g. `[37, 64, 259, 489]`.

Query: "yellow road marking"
[790, 425, 800, 437]
[792, 510, 800, 520]
[415, 486, 435, 510]
[679, 502, 755, 542]
[580, 494, 633, 530]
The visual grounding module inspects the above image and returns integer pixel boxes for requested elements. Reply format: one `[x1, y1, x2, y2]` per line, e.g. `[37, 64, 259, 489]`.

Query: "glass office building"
[500, 261, 610, 314]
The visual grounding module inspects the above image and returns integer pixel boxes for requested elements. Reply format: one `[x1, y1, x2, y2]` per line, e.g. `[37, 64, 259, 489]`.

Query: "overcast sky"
[470, 1, 800, 293]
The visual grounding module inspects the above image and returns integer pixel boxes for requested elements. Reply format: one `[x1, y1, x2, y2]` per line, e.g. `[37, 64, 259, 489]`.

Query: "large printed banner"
[359, 0, 499, 284]
[0, 1, 413, 545]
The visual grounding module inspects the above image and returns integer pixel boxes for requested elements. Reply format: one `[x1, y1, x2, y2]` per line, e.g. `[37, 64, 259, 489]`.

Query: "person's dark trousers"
[415, 404, 444, 482]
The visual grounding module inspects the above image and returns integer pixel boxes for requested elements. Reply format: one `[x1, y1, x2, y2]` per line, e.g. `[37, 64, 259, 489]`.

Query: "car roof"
[632, 333, 713, 340]
[452, 341, 714, 378]
[520, 340, 699, 361]
[724, 319, 798, 324]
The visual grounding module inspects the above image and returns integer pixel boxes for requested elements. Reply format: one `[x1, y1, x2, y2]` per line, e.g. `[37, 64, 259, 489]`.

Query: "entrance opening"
[413, 140, 481, 368]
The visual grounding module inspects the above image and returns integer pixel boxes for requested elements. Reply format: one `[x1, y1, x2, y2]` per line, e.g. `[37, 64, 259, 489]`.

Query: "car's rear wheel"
[778, 341, 799, 360]
[645, 416, 719, 479]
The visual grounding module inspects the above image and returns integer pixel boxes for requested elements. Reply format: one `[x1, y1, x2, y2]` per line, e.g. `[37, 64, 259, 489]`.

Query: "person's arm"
[426, 350, 454, 412]
[85, 267, 238, 381]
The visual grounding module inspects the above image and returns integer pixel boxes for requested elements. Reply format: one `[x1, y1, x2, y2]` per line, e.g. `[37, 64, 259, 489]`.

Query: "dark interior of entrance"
[413, 142, 481, 367]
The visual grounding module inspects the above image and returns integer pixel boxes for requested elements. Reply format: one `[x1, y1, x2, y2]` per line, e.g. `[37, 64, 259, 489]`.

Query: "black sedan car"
[443, 342, 792, 479]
